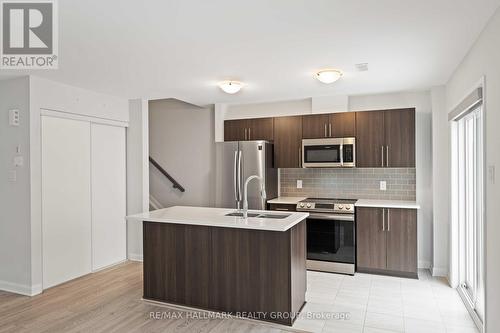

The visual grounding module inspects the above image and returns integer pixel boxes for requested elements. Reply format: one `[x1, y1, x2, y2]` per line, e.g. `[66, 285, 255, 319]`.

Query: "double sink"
[225, 211, 291, 219]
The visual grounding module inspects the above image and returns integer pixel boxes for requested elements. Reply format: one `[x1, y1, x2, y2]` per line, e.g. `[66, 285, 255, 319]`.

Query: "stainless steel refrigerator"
[215, 141, 277, 210]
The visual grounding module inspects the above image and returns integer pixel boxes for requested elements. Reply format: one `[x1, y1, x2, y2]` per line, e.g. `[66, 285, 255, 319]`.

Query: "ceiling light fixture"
[315, 69, 343, 84]
[218, 81, 243, 94]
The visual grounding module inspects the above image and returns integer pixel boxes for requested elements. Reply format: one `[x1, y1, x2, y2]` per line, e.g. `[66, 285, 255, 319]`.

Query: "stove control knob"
[300, 203, 305, 208]
[346, 205, 351, 210]
[306, 203, 312, 208]
[338, 205, 344, 210]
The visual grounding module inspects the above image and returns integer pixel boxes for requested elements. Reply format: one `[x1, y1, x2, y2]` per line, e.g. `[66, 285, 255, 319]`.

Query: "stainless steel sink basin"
[225, 212, 291, 219]
[256, 213, 291, 219]
[225, 212, 260, 217]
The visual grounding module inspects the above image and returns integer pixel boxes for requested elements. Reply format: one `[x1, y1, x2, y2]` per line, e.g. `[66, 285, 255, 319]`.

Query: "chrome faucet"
[242, 175, 266, 219]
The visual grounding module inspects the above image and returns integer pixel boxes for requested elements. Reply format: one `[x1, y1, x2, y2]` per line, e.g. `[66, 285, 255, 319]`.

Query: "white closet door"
[91, 123, 127, 270]
[42, 116, 92, 289]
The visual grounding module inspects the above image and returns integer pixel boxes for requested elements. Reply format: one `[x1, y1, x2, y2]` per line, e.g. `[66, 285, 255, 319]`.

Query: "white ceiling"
[2, 0, 499, 105]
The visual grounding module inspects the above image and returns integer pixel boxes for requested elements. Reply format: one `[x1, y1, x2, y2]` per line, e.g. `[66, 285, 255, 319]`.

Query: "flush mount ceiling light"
[218, 81, 243, 94]
[315, 69, 343, 84]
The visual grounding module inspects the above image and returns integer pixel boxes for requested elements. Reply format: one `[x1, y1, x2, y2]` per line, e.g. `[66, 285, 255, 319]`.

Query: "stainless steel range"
[296, 198, 356, 275]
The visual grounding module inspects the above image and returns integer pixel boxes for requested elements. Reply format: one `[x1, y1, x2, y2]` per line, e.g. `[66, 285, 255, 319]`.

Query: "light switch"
[9, 109, 20, 126]
[380, 181, 387, 191]
[297, 179, 303, 189]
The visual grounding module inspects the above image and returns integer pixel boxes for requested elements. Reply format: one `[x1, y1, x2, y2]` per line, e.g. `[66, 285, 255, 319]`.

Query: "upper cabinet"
[224, 118, 274, 141]
[302, 112, 355, 139]
[356, 109, 415, 168]
[274, 116, 303, 168]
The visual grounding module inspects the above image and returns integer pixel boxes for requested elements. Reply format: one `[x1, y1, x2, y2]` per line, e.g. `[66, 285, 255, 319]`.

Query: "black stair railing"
[149, 156, 185, 192]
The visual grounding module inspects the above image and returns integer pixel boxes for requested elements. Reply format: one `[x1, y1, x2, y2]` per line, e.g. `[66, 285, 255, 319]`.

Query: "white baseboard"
[418, 260, 431, 269]
[0, 280, 42, 296]
[431, 266, 449, 277]
[128, 253, 143, 262]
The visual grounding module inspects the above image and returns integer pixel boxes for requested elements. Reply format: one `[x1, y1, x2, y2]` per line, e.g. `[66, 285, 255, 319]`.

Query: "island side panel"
[210, 226, 291, 324]
[143, 222, 211, 308]
[290, 220, 307, 315]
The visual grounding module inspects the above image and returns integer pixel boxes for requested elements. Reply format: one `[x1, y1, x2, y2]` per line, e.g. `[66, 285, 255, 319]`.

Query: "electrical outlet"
[8, 170, 17, 182]
[380, 181, 387, 191]
[297, 180, 303, 189]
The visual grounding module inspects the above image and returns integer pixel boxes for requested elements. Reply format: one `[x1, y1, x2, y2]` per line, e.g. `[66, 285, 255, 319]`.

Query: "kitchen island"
[126, 206, 309, 326]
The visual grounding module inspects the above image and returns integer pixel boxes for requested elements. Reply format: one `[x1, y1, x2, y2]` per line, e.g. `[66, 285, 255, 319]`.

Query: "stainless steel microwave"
[302, 138, 356, 168]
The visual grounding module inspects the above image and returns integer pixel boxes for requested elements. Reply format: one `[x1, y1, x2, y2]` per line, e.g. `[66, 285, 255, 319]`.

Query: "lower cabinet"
[356, 207, 417, 278]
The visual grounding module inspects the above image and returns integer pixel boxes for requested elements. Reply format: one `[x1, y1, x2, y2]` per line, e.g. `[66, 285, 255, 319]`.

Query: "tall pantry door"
[42, 116, 92, 289]
[91, 123, 127, 270]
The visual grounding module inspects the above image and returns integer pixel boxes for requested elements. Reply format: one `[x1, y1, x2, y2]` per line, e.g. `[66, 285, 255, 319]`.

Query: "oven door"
[306, 213, 355, 269]
[302, 138, 342, 167]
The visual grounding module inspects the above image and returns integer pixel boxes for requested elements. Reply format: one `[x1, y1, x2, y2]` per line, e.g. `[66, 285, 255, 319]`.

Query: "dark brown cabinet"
[356, 207, 417, 278]
[302, 112, 356, 139]
[355, 111, 385, 167]
[355, 109, 415, 167]
[273, 116, 302, 168]
[356, 207, 387, 270]
[224, 118, 274, 141]
[384, 109, 415, 167]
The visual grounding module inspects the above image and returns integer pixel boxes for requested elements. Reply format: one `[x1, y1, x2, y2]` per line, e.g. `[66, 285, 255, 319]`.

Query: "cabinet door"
[42, 116, 92, 289]
[273, 116, 302, 168]
[91, 124, 127, 271]
[330, 112, 355, 137]
[224, 119, 248, 141]
[356, 207, 387, 270]
[355, 111, 385, 167]
[386, 209, 417, 273]
[302, 114, 330, 139]
[384, 109, 415, 167]
[248, 117, 274, 141]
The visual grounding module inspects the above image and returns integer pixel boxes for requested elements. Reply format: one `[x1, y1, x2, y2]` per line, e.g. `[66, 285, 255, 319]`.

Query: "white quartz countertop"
[267, 196, 307, 205]
[126, 206, 309, 232]
[355, 199, 420, 209]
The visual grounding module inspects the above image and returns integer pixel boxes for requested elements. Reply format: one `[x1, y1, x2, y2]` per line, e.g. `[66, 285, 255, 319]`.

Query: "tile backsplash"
[280, 168, 416, 200]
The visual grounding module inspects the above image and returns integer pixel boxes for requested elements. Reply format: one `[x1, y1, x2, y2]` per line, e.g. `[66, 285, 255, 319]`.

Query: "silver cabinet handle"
[329, 123, 332, 137]
[298, 148, 302, 167]
[324, 123, 327, 137]
[244, 128, 247, 140]
[382, 208, 386, 231]
[386, 145, 389, 167]
[248, 128, 251, 140]
[387, 209, 390, 231]
[381, 146, 385, 167]
[275, 208, 290, 211]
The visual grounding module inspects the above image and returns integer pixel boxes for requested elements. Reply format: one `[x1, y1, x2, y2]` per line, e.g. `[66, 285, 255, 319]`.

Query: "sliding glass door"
[454, 105, 484, 323]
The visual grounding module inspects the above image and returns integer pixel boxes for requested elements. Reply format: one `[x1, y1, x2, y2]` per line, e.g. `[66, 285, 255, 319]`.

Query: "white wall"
[149, 99, 215, 208]
[216, 91, 434, 269]
[28, 76, 129, 294]
[430, 86, 449, 277]
[126, 99, 149, 261]
[443, 7, 500, 332]
[349, 91, 434, 270]
[0, 77, 32, 295]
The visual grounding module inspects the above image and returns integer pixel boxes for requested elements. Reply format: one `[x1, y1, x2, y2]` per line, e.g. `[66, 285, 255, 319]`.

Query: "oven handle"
[307, 213, 354, 222]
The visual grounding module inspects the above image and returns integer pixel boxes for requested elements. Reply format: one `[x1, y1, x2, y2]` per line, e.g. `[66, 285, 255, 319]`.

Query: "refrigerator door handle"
[237, 150, 243, 201]
[233, 151, 239, 202]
